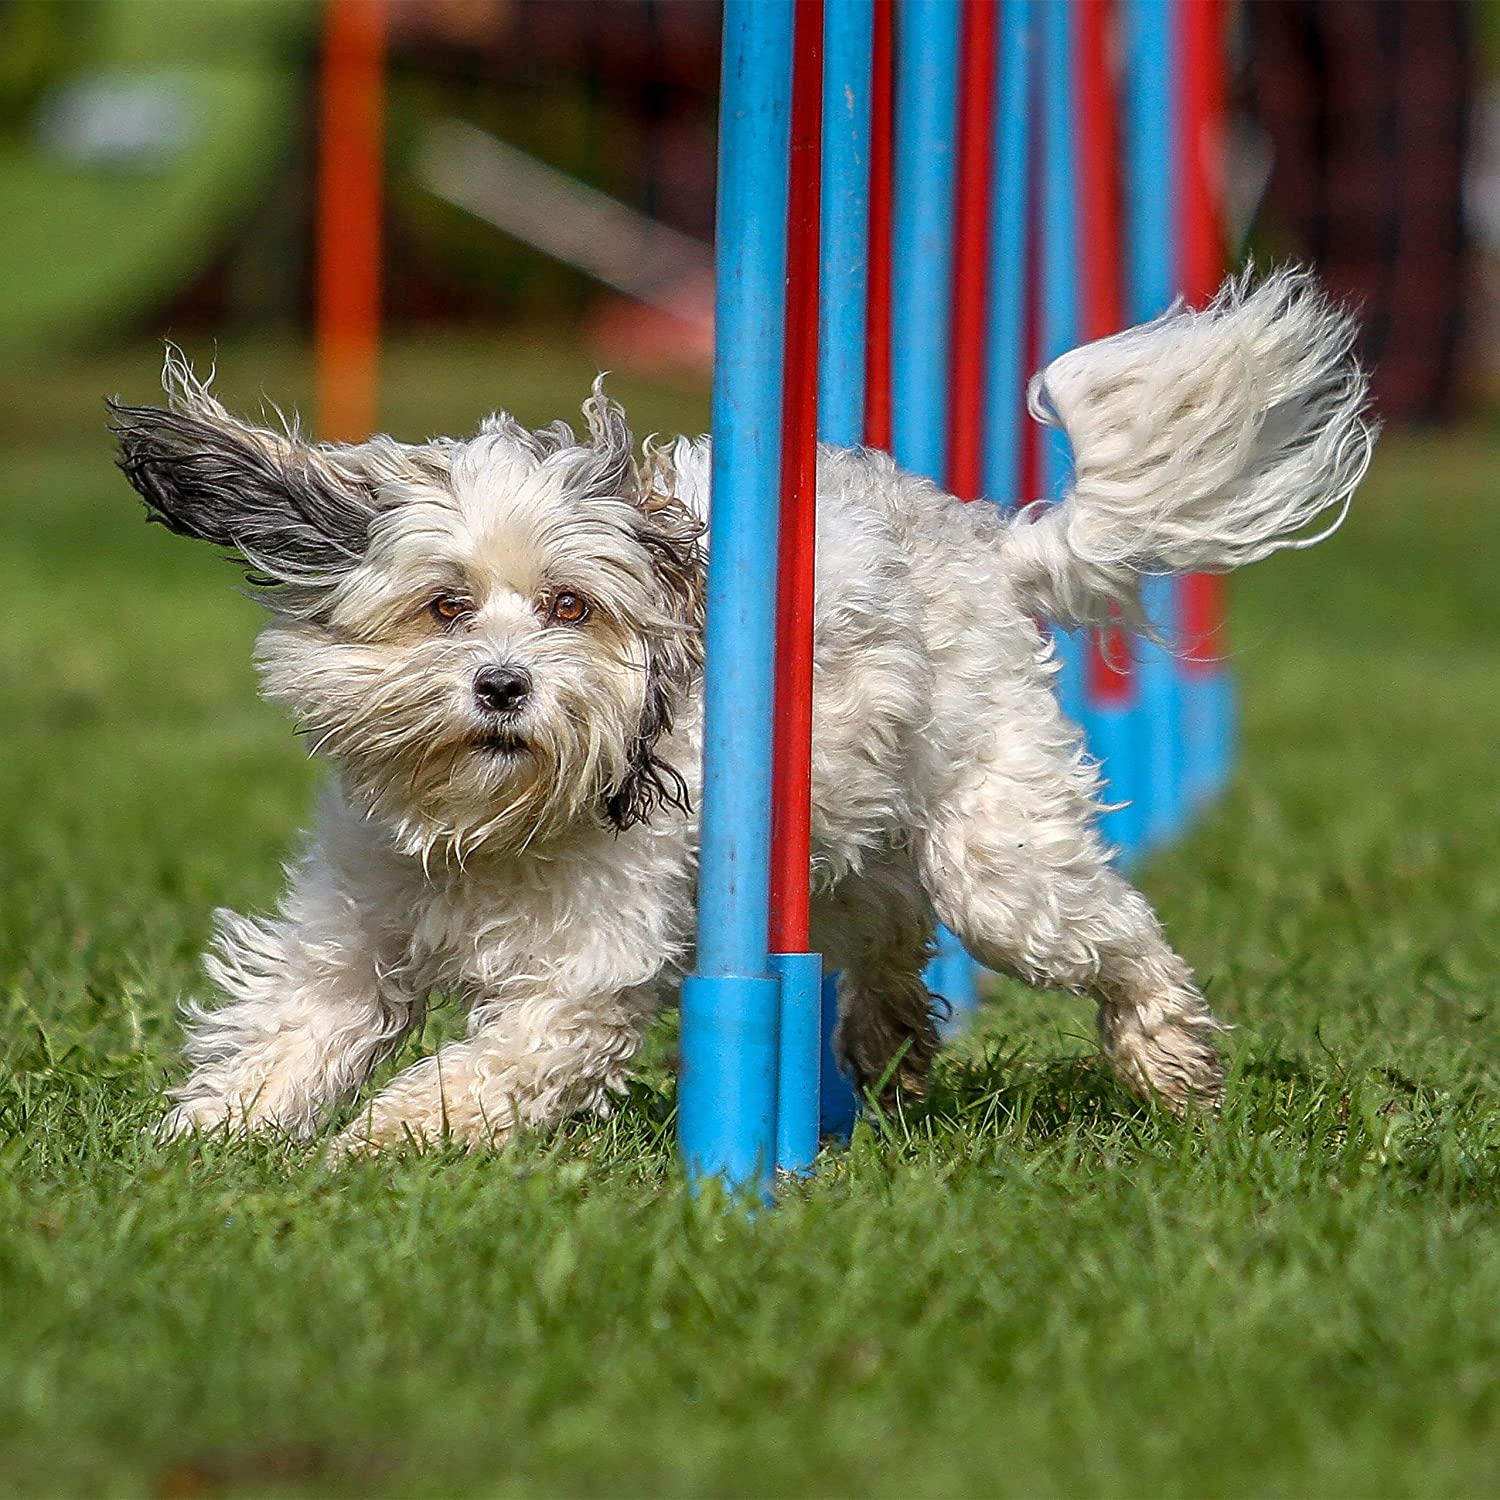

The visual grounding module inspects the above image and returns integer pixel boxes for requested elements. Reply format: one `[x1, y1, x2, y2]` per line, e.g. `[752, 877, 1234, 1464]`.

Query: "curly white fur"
[1006, 267, 1375, 630]
[112, 270, 1373, 1155]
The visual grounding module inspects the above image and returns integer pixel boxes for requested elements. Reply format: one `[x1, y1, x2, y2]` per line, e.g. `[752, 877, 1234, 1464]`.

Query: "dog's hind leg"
[916, 717, 1225, 1113]
[814, 850, 942, 1106]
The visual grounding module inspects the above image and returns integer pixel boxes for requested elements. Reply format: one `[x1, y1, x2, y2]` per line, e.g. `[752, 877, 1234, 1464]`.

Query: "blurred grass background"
[0, 2, 304, 355]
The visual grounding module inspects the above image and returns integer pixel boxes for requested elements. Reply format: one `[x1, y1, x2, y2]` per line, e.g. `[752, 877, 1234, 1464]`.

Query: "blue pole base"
[770, 950, 822, 1175]
[818, 972, 858, 1141]
[678, 973, 780, 1199]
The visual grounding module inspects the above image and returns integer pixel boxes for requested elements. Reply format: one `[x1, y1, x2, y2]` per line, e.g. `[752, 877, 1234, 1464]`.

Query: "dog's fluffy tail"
[1001, 267, 1375, 632]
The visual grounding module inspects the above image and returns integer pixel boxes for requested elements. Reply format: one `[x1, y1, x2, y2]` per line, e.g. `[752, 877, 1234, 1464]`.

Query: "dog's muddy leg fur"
[918, 761, 1226, 1115]
[814, 851, 942, 1106]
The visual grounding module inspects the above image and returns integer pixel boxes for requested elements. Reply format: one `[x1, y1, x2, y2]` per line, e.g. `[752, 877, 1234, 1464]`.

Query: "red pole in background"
[1077, 0, 1123, 341]
[863, 0, 894, 451]
[768, 0, 824, 956]
[316, 0, 387, 442]
[946, 0, 998, 503]
[1077, 0, 1132, 710]
[1178, 0, 1227, 671]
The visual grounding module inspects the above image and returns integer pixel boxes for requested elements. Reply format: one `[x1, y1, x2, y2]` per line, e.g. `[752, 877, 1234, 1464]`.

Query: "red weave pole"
[946, 0, 998, 502]
[316, 0, 386, 442]
[768, 0, 824, 955]
[1178, 0, 1227, 672]
[1077, 0, 1123, 341]
[1077, 0, 1132, 708]
[863, 0, 894, 451]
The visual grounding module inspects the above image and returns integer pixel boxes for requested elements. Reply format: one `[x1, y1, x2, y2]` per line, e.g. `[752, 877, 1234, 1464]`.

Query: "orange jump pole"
[316, 0, 387, 442]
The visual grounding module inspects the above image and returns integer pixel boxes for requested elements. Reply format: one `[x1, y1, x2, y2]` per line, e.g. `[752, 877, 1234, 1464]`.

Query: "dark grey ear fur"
[604, 669, 693, 833]
[108, 354, 375, 605]
[110, 401, 374, 575]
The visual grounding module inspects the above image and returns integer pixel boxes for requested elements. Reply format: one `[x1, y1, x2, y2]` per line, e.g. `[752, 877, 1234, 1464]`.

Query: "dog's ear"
[629, 437, 706, 676]
[595, 415, 706, 833]
[109, 349, 377, 609]
[604, 667, 692, 833]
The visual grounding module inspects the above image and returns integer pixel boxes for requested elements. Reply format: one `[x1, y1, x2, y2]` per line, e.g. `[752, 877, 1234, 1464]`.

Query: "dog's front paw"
[326, 1118, 497, 1164]
[1099, 1001, 1227, 1115]
[328, 1094, 509, 1163]
[326, 1113, 427, 1164]
[328, 1043, 527, 1161]
[156, 1088, 321, 1145]
[156, 1097, 245, 1142]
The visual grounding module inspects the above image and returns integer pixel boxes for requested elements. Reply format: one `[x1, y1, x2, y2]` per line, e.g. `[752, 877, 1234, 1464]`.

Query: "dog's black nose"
[473, 664, 532, 715]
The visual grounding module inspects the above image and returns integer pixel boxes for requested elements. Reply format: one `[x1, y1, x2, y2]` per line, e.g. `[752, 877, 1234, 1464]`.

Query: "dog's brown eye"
[430, 594, 473, 625]
[548, 591, 590, 625]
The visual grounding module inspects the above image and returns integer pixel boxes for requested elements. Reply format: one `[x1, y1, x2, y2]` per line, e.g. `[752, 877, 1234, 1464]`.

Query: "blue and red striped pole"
[890, 0, 977, 1021]
[678, 0, 795, 1198]
[768, 0, 827, 1177]
[816, 0, 876, 1141]
[1075, 0, 1147, 857]
[1123, 0, 1186, 850]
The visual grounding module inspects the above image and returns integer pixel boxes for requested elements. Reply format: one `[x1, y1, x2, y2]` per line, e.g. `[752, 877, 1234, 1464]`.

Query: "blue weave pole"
[819, 0, 874, 449]
[818, 971, 857, 1138]
[1122, 0, 1185, 850]
[815, 0, 873, 1141]
[1037, 0, 1085, 728]
[1184, 659, 1235, 810]
[981, 0, 1032, 515]
[1074, 0, 1149, 860]
[891, 0, 976, 1021]
[677, 0, 793, 1198]
[890, 0, 959, 482]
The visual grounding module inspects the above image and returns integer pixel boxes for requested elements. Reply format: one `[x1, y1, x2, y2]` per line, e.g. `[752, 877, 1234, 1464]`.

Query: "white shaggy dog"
[112, 270, 1372, 1156]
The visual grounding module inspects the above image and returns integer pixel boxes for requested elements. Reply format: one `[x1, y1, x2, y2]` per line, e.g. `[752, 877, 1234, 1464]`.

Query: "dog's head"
[111, 354, 704, 860]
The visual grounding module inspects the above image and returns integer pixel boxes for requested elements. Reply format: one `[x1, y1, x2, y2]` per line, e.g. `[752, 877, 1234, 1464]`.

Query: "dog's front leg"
[161, 859, 420, 1142]
[331, 986, 659, 1157]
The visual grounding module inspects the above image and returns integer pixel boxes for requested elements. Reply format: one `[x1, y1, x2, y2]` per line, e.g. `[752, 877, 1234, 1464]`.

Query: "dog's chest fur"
[316, 791, 696, 1010]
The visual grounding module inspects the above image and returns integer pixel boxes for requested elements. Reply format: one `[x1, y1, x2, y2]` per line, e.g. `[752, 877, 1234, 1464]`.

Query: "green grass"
[2, 340, 1499, 1499]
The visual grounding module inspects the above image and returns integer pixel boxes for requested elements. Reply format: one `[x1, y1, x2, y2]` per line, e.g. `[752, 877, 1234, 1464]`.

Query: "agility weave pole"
[678, 0, 1232, 1195]
[676, 0, 801, 1193]
[306, 0, 1233, 1195]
